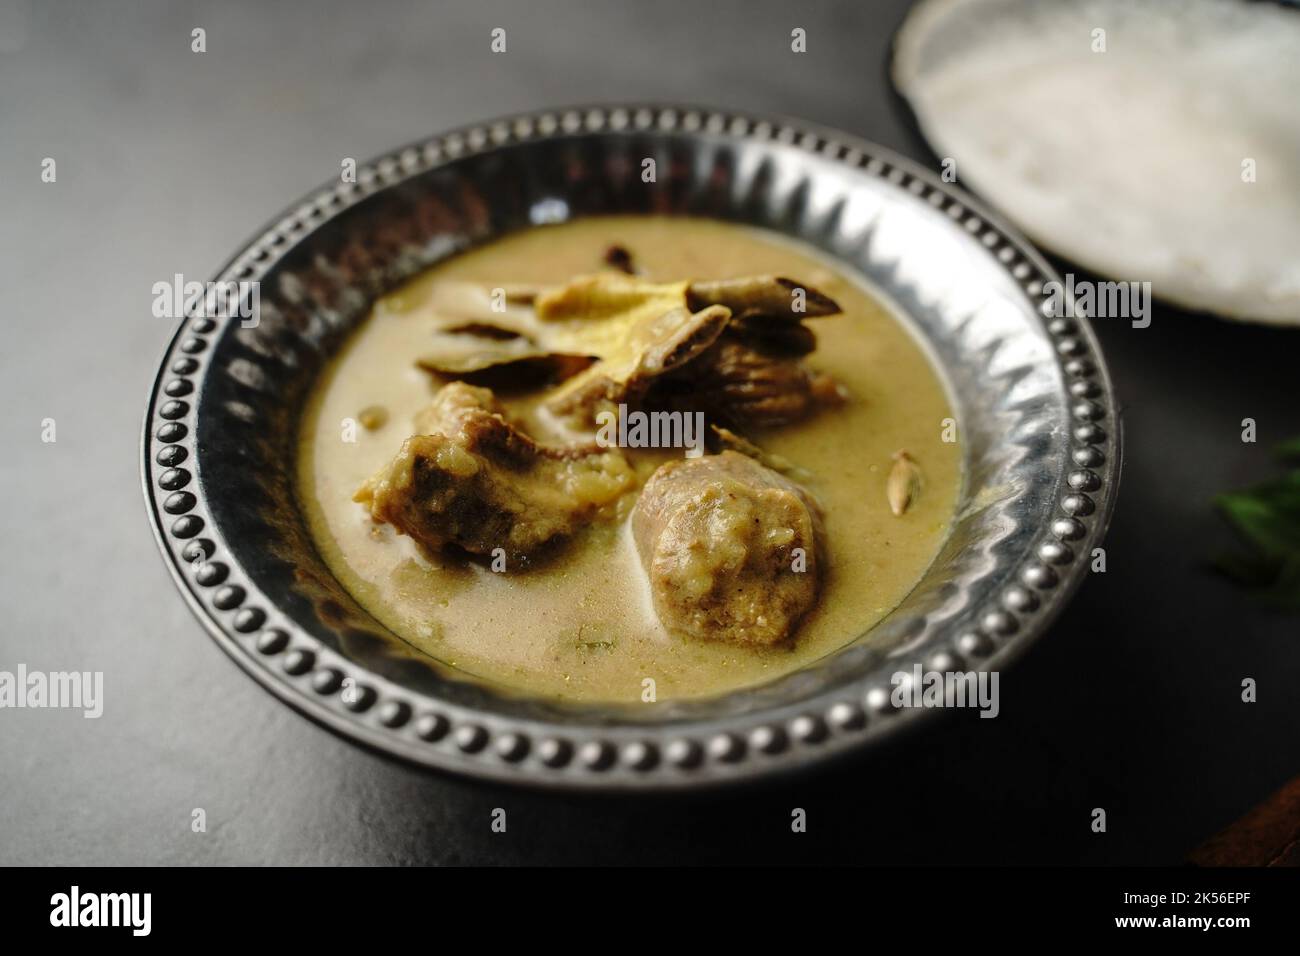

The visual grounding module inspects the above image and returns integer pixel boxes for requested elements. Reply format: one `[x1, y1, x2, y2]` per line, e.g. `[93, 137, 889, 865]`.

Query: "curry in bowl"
[298, 216, 960, 703]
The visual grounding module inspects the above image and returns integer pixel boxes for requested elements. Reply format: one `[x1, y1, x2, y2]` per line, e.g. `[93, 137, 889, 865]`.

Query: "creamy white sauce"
[298, 217, 963, 702]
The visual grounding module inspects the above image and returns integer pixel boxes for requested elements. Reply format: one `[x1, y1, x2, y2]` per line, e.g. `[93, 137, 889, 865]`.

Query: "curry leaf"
[1214, 441, 1300, 610]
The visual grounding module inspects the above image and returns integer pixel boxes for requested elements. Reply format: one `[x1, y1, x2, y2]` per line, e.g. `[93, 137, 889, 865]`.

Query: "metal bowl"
[142, 105, 1119, 789]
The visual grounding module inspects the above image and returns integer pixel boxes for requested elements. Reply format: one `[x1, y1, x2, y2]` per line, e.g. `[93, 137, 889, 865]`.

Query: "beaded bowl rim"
[141, 103, 1120, 790]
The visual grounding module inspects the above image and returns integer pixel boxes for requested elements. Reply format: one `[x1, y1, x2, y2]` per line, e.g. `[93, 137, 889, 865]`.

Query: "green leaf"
[1214, 444, 1300, 611]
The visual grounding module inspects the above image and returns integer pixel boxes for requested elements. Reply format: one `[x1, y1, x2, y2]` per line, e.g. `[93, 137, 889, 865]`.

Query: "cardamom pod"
[887, 450, 923, 516]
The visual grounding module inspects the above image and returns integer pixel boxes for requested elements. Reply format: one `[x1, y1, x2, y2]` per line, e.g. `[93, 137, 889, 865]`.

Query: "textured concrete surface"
[0, 0, 1296, 865]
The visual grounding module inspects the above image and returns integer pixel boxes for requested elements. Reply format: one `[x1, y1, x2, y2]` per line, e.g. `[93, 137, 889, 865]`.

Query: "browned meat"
[724, 315, 818, 355]
[686, 275, 841, 320]
[650, 335, 847, 429]
[355, 384, 635, 563]
[632, 451, 823, 646]
[544, 304, 731, 424]
[417, 273, 847, 431]
[537, 276, 845, 429]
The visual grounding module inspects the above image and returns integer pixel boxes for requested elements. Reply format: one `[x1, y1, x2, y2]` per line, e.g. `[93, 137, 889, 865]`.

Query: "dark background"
[1, 0, 1296, 865]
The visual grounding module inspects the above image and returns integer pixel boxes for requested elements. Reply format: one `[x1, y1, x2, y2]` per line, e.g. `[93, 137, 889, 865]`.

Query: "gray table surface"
[1, 0, 1296, 866]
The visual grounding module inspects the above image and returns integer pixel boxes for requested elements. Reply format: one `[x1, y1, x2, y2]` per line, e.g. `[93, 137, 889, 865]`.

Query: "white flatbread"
[893, 0, 1300, 324]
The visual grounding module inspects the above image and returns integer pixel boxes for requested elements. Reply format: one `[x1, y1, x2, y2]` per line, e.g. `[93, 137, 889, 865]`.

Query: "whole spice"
[887, 450, 923, 516]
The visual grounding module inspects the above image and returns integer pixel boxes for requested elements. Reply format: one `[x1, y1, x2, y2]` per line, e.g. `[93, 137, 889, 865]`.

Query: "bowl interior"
[192, 123, 1071, 729]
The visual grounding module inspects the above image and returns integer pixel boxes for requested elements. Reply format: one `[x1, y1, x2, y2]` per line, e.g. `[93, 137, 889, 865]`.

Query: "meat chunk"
[631, 451, 823, 646]
[535, 276, 845, 429]
[656, 335, 847, 429]
[544, 304, 731, 424]
[418, 273, 847, 430]
[686, 275, 841, 320]
[355, 384, 635, 563]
